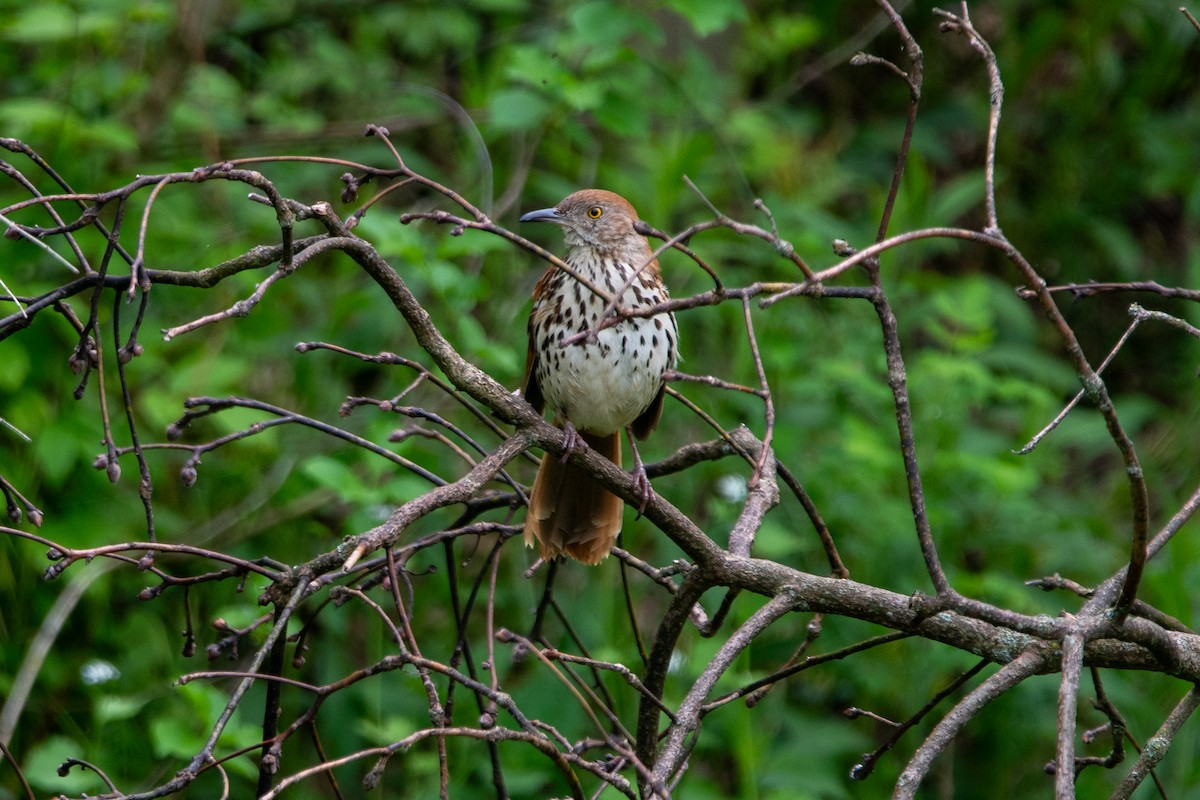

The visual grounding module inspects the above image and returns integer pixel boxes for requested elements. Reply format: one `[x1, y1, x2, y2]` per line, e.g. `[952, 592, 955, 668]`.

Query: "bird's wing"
[522, 282, 546, 415]
[630, 385, 665, 440]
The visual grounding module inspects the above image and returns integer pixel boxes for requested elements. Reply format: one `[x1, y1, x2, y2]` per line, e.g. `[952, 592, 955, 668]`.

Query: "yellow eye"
[587, 205, 603, 219]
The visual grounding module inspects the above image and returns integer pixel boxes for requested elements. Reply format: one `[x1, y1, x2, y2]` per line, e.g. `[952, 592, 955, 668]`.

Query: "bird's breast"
[531, 258, 677, 435]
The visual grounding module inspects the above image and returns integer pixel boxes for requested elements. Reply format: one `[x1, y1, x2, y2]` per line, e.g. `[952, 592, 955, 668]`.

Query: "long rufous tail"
[525, 431, 622, 565]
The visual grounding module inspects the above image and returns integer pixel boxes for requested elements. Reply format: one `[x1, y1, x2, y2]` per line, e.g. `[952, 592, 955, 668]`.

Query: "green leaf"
[34, 422, 91, 485]
[301, 455, 383, 504]
[665, 0, 747, 36]
[95, 694, 150, 724]
[488, 87, 552, 131]
[0, 340, 30, 391]
[929, 170, 985, 224]
[4, 6, 114, 43]
[569, 2, 642, 48]
[170, 64, 247, 135]
[22, 735, 93, 794]
[0, 97, 73, 139]
[151, 715, 202, 760]
[358, 714, 418, 746]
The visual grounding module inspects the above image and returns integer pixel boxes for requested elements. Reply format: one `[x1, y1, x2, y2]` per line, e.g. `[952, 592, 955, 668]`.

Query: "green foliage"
[2, 0, 1199, 798]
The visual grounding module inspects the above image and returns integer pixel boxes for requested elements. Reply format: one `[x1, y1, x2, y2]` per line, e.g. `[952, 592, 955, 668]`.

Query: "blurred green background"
[2, 0, 1199, 797]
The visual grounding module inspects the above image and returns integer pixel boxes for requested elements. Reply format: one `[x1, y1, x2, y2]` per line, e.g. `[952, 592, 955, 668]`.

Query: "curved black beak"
[519, 207, 564, 224]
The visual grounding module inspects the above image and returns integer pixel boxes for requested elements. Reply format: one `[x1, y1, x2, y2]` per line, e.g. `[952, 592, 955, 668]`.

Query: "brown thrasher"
[520, 189, 678, 564]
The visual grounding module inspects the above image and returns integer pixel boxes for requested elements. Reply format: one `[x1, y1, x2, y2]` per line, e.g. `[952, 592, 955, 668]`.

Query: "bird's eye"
[587, 206, 603, 219]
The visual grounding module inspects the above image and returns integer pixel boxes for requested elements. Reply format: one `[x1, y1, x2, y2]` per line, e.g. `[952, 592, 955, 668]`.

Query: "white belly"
[536, 316, 675, 434]
[531, 251, 678, 435]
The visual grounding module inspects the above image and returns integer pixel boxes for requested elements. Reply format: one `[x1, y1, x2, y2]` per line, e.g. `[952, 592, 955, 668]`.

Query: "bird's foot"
[628, 430, 653, 518]
[559, 421, 584, 463]
[632, 465, 652, 518]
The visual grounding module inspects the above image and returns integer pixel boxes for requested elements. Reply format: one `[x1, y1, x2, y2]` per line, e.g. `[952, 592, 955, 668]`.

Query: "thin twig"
[1110, 685, 1200, 799]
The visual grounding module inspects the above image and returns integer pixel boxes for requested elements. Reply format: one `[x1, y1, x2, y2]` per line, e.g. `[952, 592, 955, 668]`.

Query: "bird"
[519, 189, 678, 565]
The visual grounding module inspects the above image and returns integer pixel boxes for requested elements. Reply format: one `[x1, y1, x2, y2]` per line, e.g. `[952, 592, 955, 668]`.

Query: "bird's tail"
[524, 431, 622, 565]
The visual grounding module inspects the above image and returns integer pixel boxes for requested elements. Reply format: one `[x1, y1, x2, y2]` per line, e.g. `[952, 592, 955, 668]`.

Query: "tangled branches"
[2, 4, 1199, 799]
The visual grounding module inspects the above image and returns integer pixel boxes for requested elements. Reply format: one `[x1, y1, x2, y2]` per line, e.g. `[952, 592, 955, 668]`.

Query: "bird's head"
[519, 189, 643, 251]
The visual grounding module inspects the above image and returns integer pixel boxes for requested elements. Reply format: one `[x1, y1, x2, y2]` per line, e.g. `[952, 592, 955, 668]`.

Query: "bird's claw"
[559, 422, 584, 463]
[632, 464, 652, 519]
